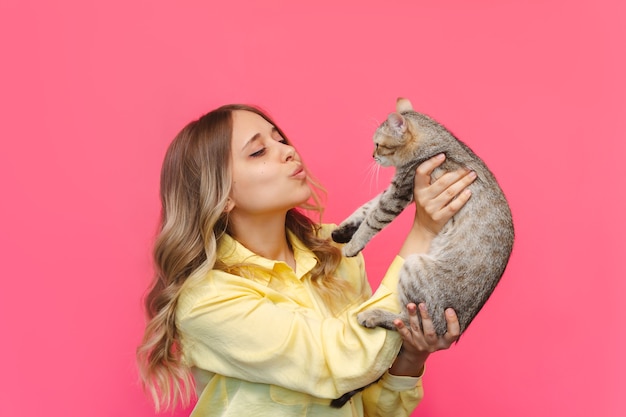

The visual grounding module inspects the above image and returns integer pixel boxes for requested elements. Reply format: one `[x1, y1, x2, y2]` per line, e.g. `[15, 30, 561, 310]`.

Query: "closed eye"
[249, 128, 288, 157]
[250, 148, 266, 157]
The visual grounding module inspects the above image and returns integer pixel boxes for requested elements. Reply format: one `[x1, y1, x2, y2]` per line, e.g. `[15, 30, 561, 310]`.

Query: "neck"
[228, 212, 295, 269]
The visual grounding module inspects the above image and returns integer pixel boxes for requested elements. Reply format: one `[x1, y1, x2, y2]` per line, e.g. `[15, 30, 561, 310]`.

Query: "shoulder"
[317, 223, 368, 283]
[317, 223, 337, 240]
[318, 223, 362, 264]
[176, 268, 264, 318]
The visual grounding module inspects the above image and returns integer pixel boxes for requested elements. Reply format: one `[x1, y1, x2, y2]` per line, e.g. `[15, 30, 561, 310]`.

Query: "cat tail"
[330, 389, 360, 408]
[330, 378, 379, 408]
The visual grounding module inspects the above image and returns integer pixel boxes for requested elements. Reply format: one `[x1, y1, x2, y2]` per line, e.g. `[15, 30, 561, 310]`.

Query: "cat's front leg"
[343, 177, 414, 256]
[341, 193, 405, 257]
[341, 226, 378, 257]
[331, 194, 382, 245]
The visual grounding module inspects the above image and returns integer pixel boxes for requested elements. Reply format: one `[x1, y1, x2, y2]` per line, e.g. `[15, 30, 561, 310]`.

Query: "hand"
[413, 153, 476, 237]
[388, 303, 460, 377]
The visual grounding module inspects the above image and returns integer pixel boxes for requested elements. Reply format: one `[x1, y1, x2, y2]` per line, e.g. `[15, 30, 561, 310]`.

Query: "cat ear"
[396, 97, 414, 113]
[387, 112, 407, 134]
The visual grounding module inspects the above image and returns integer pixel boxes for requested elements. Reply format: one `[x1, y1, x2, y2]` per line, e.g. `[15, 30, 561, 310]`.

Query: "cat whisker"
[358, 163, 373, 192]
[365, 161, 381, 195]
[359, 163, 374, 187]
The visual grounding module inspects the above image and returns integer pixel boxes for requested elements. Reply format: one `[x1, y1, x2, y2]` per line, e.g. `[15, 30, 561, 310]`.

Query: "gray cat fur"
[332, 98, 514, 336]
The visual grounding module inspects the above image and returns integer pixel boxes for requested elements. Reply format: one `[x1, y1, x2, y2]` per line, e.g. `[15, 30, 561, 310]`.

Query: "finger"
[440, 188, 472, 218]
[430, 169, 476, 200]
[414, 154, 446, 188]
[394, 318, 413, 341]
[415, 169, 473, 212]
[406, 303, 421, 333]
[428, 171, 476, 221]
[418, 303, 437, 340]
[441, 308, 461, 346]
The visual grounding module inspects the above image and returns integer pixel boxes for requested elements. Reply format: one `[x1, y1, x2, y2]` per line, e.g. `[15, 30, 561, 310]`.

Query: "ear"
[224, 197, 235, 213]
[387, 112, 407, 134]
[396, 97, 414, 113]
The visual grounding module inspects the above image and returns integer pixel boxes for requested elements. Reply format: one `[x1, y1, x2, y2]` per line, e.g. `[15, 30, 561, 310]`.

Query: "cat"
[333, 97, 514, 333]
[329, 98, 514, 407]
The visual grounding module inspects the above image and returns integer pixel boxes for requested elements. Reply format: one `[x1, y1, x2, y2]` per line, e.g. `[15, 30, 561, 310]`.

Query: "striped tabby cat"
[332, 98, 514, 337]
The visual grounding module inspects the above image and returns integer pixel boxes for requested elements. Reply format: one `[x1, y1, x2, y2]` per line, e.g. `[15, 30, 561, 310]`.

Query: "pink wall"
[1, 0, 624, 416]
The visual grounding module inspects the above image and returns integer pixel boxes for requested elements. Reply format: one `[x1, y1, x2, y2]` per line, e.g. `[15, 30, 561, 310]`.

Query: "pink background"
[1, 0, 624, 416]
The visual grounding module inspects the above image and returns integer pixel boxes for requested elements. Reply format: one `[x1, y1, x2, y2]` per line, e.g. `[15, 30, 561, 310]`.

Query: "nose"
[283, 144, 296, 161]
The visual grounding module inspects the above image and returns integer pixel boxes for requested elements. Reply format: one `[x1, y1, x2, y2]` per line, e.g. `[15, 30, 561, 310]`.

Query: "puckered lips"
[290, 164, 306, 179]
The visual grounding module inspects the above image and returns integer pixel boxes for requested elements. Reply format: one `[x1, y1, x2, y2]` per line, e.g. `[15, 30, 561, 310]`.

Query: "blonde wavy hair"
[136, 104, 349, 411]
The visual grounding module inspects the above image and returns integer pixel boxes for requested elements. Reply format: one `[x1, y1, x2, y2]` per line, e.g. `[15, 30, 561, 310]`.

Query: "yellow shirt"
[176, 225, 423, 417]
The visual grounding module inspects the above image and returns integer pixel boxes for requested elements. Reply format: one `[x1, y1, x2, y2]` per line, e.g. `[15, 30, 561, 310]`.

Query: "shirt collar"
[216, 230, 318, 280]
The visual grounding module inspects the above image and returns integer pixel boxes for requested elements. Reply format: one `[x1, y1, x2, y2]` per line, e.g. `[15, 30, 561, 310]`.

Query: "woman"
[137, 104, 475, 416]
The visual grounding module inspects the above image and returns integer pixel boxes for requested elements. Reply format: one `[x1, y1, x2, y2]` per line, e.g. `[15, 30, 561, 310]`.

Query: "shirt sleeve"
[176, 254, 407, 400]
[361, 371, 424, 417]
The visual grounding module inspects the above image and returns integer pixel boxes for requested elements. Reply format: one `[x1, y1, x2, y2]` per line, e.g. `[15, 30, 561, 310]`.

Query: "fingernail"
[437, 153, 445, 160]
[445, 308, 455, 317]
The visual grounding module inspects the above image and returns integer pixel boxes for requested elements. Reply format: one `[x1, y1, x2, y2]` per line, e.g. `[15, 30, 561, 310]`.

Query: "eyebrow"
[241, 133, 261, 151]
[240, 127, 278, 151]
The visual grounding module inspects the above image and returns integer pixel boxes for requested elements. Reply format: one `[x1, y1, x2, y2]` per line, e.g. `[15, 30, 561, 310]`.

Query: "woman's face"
[228, 110, 312, 217]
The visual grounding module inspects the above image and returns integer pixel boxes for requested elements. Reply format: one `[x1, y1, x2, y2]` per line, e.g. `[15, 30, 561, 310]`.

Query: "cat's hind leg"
[357, 309, 405, 330]
[399, 254, 451, 336]
[357, 254, 444, 332]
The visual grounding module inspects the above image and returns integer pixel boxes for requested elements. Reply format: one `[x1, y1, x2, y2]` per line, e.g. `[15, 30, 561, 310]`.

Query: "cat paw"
[357, 311, 382, 328]
[342, 243, 362, 258]
[357, 310, 397, 330]
[331, 224, 358, 243]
